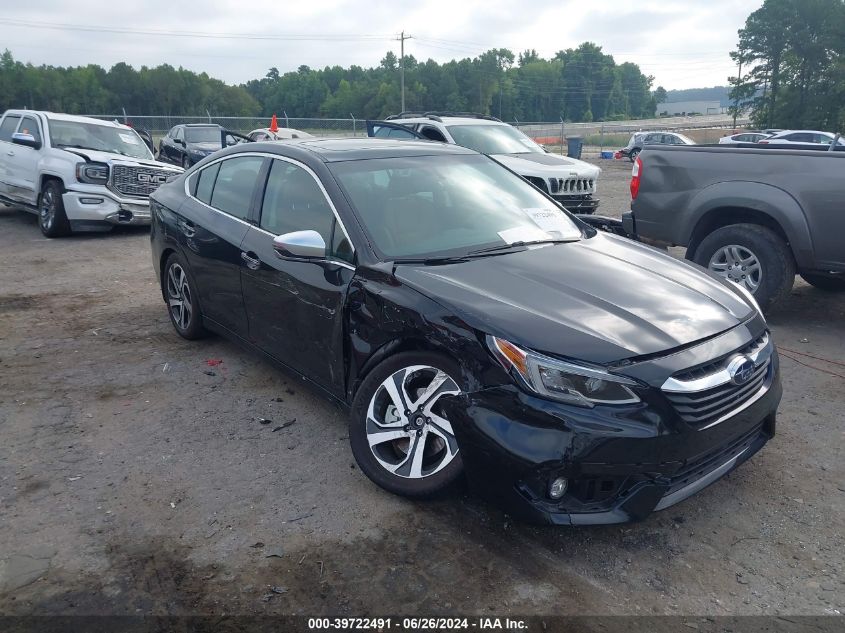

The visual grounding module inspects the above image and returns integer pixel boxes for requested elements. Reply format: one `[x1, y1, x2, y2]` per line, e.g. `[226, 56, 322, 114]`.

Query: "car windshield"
[446, 124, 544, 155]
[49, 120, 152, 159]
[330, 154, 582, 260]
[185, 127, 222, 144]
[675, 133, 695, 145]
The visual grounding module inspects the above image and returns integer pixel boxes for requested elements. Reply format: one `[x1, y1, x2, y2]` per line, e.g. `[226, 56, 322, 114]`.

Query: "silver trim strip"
[181, 152, 356, 270]
[654, 446, 749, 512]
[661, 333, 771, 393]
[697, 382, 770, 430]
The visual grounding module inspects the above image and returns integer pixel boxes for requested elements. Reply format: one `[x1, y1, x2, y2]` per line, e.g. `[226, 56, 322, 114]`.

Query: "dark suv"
[158, 124, 239, 168]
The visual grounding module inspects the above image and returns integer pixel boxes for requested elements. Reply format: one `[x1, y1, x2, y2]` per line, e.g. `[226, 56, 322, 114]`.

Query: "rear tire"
[163, 252, 207, 340]
[38, 179, 71, 238]
[350, 351, 464, 498]
[800, 273, 845, 292]
[692, 223, 795, 313]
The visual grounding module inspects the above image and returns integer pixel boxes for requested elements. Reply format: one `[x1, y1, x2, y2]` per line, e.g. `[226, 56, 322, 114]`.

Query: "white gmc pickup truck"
[0, 110, 181, 237]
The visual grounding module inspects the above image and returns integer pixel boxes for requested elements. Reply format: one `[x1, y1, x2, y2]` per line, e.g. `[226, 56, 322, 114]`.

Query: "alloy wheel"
[166, 263, 193, 330]
[365, 365, 461, 479]
[708, 244, 762, 293]
[40, 189, 55, 231]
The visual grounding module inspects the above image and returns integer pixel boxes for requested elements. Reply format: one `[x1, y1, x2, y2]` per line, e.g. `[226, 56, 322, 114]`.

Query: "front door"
[8, 115, 43, 205]
[240, 157, 355, 394]
[177, 154, 265, 338]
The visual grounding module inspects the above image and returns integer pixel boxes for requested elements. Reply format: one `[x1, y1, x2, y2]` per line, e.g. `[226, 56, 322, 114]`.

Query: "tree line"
[1, 43, 658, 122]
[729, 0, 845, 131]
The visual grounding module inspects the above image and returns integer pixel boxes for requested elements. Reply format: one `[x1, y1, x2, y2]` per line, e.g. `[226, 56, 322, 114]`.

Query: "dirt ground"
[1, 161, 843, 618]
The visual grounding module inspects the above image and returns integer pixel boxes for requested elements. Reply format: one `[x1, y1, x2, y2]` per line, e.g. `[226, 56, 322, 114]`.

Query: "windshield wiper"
[392, 255, 471, 266]
[57, 144, 102, 152]
[467, 239, 576, 256]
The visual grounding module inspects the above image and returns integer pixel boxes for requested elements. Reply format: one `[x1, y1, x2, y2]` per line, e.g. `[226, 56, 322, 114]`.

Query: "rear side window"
[19, 116, 41, 144]
[0, 115, 21, 142]
[209, 156, 264, 220]
[195, 162, 221, 204]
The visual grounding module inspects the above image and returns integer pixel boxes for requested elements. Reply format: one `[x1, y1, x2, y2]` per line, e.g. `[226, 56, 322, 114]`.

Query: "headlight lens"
[487, 335, 640, 407]
[76, 162, 109, 184]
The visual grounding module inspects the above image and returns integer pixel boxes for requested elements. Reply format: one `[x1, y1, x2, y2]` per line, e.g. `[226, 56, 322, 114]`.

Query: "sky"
[0, 0, 764, 91]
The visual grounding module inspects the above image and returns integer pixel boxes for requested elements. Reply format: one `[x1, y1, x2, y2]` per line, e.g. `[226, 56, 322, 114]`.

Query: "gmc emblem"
[138, 173, 168, 185]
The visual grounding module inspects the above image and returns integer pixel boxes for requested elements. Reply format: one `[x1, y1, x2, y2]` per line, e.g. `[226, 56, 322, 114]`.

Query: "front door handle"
[178, 219, 196, 237]
[6, 150, 14, 156]
[241, 251, 261, 270]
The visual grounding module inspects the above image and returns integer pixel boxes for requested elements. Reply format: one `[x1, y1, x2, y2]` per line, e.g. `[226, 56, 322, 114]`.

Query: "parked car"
[367, 112, 602, 213]
[247, 127, 314, 141]
[158, 124, 245, 168]
[718, 132, 771, 144]
[150, 138, 780, 525]
[623, 144, 845, 311]
[758, 130, 844, 147]
[618, 131, 695, 161]
[0, 110, 181, 237]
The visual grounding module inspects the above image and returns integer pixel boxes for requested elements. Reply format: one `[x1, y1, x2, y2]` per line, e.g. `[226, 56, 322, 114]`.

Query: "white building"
[656, 100, 724, 116]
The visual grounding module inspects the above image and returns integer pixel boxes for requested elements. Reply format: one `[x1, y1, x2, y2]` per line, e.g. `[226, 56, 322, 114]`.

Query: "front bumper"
[63, 187, 151, 229]
[443, 352, 781, 525]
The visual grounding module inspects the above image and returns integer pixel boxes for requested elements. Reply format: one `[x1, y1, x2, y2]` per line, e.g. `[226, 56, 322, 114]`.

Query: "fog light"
[80, 197, 104, 205]
[548, 477, 568, 500]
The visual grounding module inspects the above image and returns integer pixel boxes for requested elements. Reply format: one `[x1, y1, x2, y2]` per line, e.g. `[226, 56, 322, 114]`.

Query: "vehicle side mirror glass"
[11, 132, 41, 150]
[273, 230, 326, 260]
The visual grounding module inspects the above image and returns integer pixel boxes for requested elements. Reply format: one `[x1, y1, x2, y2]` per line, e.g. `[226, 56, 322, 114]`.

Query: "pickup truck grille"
[549, 177, 596, 195]
[109, 165, 173, 198]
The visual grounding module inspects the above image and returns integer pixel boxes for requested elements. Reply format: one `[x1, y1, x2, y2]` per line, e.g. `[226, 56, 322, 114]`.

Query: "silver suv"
[368, 113, 601, 213]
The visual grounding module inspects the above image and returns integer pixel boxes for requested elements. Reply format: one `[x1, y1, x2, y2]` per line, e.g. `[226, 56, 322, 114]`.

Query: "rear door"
[240, 157, 355, 394]
[366, 120, 425, 140]
[178, 154, 266, 338]
[7, 115, 43, 205]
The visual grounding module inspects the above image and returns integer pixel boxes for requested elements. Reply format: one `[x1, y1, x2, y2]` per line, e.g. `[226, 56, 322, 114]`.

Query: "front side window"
[330, 154, 582, 260]
[18, 116, 41, 144]
[260, 160, 332, 236]
[0, 115, 22, 142]
[48, 120, 152, 159]
[208, 156, 264, 220]
[446, 124, 543, 155]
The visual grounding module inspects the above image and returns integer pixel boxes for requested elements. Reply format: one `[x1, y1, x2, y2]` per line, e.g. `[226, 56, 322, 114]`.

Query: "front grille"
[548, 177, 596, 195]
[109, 165, 173, 198]
[663, 334, 773, 429]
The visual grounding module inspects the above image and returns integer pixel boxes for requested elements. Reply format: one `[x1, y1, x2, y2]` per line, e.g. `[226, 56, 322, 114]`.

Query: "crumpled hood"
[394, 233, 753, 364]
[62, 147, 178, 170]
[493, 153, 601, 178]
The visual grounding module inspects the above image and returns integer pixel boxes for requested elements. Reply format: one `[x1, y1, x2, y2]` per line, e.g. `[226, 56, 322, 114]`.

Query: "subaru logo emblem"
[727, 355, 756, 386]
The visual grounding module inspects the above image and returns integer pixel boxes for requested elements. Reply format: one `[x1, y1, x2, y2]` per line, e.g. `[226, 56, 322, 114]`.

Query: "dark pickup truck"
[623, 144, 845, 311]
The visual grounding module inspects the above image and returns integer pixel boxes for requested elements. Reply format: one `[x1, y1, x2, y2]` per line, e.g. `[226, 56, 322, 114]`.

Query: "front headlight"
[487, 335, 640, 407]
[76, 162, 109, 184]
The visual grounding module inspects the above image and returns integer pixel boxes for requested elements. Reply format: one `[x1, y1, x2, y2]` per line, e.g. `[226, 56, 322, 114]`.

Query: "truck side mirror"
[11, 132, 41, 150]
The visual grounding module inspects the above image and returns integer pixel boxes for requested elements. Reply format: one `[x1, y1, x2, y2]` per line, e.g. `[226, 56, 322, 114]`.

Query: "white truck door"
[0, 113, 23, 200]
[8, 115, 44, 206]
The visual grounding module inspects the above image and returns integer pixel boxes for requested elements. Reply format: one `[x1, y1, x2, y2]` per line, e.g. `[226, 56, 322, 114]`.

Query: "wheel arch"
[685, 182, 813, 268]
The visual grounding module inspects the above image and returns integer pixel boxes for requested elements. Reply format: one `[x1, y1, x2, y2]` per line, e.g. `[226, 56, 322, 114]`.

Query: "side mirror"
[11, 133, 41, 150]
[273, 230, 326, 260]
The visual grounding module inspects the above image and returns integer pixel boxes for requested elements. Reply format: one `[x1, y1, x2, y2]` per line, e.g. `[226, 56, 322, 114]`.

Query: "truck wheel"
[800, 273, 845, 292]
[38, 180, 71, 238]
[692, 224, 795, 313]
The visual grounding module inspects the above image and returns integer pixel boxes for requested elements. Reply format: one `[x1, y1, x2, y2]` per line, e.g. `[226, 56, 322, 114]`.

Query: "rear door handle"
[241, 251, 261, 270]
[178, 219, 196, 237]
[6, 151, 14, 156]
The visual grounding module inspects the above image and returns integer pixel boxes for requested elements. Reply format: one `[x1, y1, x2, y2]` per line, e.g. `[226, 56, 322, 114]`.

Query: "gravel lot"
[1, 161, 843, 617]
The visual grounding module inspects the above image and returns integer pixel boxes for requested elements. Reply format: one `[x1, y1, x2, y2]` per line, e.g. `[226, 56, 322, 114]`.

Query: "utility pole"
[397, 31, 413, 112]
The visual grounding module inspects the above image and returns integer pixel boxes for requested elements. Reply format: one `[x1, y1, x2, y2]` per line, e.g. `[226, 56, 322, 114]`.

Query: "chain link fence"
[83, 113, 751, 157]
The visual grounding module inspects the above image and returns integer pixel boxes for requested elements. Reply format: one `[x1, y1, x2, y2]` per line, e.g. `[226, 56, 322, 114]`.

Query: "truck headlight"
[76, 162, 109, 184]
[487, 335, 640, 407]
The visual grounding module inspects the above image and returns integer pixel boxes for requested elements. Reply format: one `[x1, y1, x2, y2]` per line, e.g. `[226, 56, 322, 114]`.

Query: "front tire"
[692, 223, 795, 312]
[629, 148, 640, 162]
[38, 180, 71, 238]
[350, 352, 464, 498]
[800, 273, 845, 292]
[163, 253, 207, 340]
[182, 155, 191, 170]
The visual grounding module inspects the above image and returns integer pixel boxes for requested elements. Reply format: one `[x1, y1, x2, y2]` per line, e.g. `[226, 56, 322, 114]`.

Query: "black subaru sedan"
[150, 138, 781, 525]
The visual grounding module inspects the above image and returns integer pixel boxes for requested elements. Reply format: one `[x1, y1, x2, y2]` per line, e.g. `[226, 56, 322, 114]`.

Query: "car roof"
[233, 137, 479, 162]
[5, 110, 129, 129]
[392, 116, 506, 126]
[184, 123, 221, 128]
[772, 129, 830, 135]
